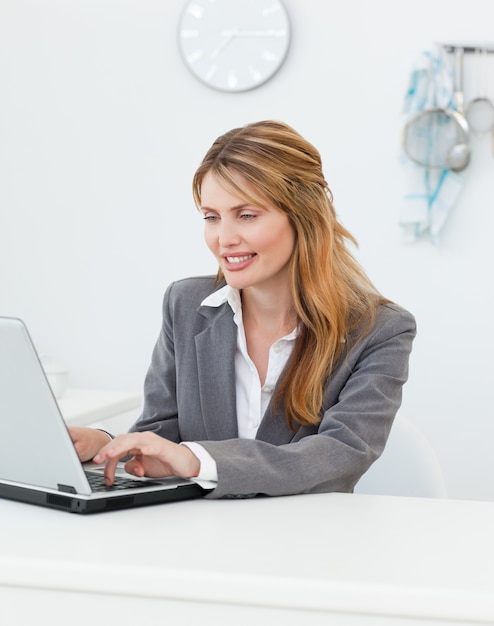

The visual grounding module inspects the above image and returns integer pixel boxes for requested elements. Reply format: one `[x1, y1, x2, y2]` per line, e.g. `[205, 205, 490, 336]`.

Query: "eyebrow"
[200, 203, 251, 212]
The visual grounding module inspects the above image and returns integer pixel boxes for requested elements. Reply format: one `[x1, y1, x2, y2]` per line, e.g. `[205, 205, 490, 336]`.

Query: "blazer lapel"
[195, 301, 297, 445]
[195, 304, 239, 440]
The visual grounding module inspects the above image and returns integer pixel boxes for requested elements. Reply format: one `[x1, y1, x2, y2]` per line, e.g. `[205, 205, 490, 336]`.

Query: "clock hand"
[226, 29, 287, 38]
[211, 28, 238, 59]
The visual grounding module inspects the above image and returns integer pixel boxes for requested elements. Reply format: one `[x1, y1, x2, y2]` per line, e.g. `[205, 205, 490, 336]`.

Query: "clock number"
[227, 70, 238, 90]
[186, 2, 204, 19]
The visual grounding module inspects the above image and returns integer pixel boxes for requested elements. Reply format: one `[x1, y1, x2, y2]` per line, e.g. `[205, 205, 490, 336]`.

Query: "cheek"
[264, 225, 295, 258]
[203, 228, 216, 253]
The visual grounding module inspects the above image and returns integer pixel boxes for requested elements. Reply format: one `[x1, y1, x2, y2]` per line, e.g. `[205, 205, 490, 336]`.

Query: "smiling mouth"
[225, 254, 256, 264]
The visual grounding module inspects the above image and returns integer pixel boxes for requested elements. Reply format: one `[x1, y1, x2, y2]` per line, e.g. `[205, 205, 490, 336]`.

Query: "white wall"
[1, 0, 493, 501]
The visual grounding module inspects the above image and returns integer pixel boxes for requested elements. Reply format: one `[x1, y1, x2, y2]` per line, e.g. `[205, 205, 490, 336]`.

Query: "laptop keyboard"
[85, 470, 163, 492]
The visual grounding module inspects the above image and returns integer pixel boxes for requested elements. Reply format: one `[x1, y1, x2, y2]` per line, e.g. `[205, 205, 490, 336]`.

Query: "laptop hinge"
[58, 483, 77, 494]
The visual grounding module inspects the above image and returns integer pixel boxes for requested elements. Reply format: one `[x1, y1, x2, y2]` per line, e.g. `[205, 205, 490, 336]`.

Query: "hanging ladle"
[465, 47, 494, 136]
[446, 47, 471, 172]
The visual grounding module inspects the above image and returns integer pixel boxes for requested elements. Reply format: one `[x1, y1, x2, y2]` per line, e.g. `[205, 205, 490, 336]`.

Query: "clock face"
[178, 0, 291, 92]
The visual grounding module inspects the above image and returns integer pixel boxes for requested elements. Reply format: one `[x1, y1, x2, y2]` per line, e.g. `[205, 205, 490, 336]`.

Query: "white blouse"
[183, 285, 297, 485]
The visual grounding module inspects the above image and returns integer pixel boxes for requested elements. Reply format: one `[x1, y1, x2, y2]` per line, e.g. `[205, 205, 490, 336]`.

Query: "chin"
[224, 278, 249, 290]
[223, 272, 253, 290]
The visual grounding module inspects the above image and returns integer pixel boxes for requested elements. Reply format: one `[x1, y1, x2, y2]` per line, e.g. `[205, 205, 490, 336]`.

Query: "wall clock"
[178, 0, 291, 92]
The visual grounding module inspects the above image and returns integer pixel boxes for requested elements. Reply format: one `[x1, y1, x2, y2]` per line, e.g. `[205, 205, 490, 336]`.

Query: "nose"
[217, 217, 241, 248]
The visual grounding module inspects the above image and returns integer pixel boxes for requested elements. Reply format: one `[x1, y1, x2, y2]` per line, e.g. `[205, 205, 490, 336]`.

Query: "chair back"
[355, 416, 448, 498]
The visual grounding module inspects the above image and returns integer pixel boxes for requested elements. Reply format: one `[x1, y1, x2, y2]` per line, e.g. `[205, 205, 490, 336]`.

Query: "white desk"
[58, 388, 142, 433]
[1, 492, 494, 625]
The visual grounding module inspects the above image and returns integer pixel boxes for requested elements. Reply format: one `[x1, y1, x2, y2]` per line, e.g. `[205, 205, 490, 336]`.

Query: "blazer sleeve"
[128, 275, 234, 443]
[128, 283, 181, 442]
[199, 303, 417, 499]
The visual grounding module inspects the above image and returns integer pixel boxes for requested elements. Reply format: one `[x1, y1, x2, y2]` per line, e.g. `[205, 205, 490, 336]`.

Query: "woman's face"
[200, 171, 295, 293]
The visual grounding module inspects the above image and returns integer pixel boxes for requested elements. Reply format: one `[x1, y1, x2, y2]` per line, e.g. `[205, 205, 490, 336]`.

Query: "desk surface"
[1, 492, 494, 624]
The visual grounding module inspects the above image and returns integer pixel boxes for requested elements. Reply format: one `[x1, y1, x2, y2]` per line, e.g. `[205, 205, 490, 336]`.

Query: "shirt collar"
[201, 284, 242, 313]
[201, 285, 298, 340]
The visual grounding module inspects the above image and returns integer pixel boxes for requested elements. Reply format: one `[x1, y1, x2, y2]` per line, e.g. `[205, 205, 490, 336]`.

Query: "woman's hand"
[68, 426, 111, 462]
[92, 432, 201, 486]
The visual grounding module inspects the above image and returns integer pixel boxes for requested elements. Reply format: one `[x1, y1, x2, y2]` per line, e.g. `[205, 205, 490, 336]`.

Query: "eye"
[203, 214, 219, 223]
[239, 213, 257, 221]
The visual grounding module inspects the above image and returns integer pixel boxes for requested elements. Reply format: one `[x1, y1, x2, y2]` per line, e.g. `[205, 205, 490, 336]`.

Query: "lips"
[226, 254, 255, 264]
[222, 253, 256, 271]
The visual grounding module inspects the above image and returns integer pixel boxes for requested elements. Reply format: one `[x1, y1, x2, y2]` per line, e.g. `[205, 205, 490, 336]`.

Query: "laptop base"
[0, 481, 207, 514]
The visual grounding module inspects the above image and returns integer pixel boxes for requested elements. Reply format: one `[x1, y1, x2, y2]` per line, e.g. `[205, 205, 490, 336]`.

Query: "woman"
[70, 120, 416, 498]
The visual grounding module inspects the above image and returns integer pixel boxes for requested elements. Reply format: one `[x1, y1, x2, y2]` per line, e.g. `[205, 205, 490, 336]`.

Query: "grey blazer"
[130, 276, 416, 499]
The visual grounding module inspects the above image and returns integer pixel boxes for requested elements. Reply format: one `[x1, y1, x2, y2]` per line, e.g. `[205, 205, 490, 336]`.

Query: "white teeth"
[226, 255, 253, 264]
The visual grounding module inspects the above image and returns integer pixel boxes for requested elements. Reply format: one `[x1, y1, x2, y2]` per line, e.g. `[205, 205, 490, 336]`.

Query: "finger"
[124, 458, 146, 478]
[95, 444, 142, 484]
[92, 438, 139, 485]
[93, 436, 136, 463]
[103, 456, 120, 486]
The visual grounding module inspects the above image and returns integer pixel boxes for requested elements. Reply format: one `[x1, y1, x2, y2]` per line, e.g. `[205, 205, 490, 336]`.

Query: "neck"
[241, 287, 297, 338]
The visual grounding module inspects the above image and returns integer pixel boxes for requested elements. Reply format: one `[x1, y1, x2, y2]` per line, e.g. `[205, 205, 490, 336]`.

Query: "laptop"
[0, 316, 209, 513]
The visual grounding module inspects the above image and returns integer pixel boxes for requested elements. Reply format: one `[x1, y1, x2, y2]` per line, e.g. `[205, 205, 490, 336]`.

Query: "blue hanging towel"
[399, 46, 466, 242]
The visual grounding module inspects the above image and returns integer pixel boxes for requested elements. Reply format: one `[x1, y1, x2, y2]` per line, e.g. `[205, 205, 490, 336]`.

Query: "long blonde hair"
[193, 120, 387, 429]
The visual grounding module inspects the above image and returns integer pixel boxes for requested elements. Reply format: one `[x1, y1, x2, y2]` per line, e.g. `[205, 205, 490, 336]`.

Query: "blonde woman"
[70, 120, 416, 498]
